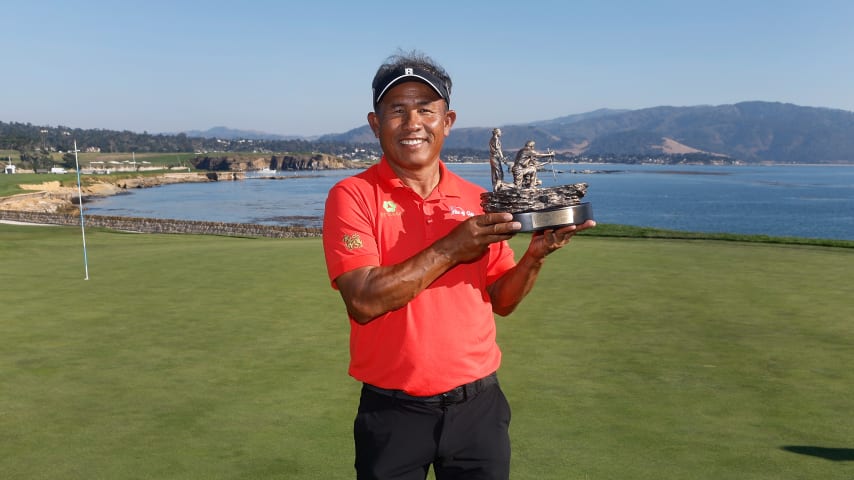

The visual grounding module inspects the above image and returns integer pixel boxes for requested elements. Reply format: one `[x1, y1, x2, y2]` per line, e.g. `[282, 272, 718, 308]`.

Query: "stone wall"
[0, 210, 321, 238]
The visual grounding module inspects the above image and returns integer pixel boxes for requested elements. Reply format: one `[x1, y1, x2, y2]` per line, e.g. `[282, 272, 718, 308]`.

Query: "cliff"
[190, 153, 359, 171]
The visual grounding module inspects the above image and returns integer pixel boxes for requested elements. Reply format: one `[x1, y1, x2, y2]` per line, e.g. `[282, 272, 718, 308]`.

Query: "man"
[322, 51, 595, 480]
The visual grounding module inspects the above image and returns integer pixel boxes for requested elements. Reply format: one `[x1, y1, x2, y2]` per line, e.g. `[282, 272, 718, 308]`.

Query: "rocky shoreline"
[0, 172, 214, 214]
[0, 171, 330, 237]
[0, 171, 326, 238]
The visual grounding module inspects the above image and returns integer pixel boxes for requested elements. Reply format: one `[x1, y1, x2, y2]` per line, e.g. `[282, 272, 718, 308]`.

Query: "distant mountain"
[6, 101, 854, 163]
[320, 102, 854, 163]
[529, 108, 632, 126]
[317, 125, 376, 144]
[181, 126, 301, 141]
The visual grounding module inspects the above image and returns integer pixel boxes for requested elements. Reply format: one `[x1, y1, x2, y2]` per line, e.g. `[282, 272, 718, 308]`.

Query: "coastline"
[0, 172, 213, 214]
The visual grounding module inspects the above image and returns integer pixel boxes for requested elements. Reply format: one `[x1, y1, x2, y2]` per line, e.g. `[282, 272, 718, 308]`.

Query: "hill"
[181, 126, 302, 141]
[322, 101, 854, 163]
[5, 101, 854, 163]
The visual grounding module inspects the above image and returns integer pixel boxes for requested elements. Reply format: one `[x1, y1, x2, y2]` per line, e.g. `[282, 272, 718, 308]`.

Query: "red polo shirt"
[323, 157, 517, 396]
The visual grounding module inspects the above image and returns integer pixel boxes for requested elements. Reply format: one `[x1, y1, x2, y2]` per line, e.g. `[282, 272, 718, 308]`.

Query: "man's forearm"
[487, 252, 545, 317]
[337, 213, 523, 324]
[488, 221, 595, 316]
[338, 244, 458, 324]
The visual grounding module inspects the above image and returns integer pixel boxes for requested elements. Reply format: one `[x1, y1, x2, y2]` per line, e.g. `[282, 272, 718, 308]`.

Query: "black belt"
[363, 372, 498, 406]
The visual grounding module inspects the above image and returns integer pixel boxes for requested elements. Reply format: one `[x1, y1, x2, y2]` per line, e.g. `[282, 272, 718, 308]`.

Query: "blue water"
[86, 164, 854, 240]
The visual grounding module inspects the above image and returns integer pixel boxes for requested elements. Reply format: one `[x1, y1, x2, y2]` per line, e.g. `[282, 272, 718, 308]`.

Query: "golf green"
[2, 224, 852, 479]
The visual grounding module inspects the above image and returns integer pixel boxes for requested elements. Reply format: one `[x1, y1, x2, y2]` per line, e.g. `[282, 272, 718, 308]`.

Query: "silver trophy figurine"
[481, 128, 594, 232]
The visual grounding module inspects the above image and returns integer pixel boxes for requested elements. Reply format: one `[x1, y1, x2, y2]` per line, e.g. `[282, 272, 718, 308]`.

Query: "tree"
[61, 152, 77, 170]
[19, 148, 53, 172]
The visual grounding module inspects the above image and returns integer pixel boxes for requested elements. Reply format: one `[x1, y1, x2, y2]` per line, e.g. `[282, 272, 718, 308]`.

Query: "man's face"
[368, 81, 456, 173]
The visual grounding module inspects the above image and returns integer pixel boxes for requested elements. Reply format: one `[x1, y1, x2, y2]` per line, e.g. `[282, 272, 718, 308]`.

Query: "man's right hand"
[435, 213, 521, 264]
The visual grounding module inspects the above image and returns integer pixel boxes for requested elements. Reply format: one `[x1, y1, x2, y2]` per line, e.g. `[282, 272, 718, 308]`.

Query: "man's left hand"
[527, 219, 596, 259]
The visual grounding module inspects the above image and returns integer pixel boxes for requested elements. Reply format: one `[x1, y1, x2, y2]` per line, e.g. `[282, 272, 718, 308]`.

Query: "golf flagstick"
[72, 140, 90, 280]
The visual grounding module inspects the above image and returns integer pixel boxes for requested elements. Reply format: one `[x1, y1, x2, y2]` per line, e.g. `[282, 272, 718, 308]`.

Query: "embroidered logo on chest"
[449, 205, 476, 217]
[382, 200, 403, 216]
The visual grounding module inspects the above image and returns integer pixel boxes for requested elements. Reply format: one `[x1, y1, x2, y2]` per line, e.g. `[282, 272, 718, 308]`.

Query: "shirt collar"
[377, 156, 462, 199]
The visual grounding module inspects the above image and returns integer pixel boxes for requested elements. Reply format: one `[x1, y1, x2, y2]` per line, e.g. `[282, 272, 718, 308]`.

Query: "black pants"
[354, 380, 511, 480]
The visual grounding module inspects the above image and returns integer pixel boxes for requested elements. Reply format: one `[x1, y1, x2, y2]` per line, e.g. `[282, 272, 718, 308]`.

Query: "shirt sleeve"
[322, 180, 380, 289]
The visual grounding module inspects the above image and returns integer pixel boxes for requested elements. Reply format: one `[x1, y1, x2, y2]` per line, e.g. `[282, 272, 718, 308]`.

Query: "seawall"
[0, 210, 321, 238]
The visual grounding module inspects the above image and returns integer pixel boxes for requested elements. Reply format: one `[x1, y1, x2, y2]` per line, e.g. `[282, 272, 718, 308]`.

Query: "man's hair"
[372, 50, 452, 109]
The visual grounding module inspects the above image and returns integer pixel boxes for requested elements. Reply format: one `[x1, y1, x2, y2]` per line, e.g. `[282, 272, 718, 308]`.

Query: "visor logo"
[405, 68, 413, 75]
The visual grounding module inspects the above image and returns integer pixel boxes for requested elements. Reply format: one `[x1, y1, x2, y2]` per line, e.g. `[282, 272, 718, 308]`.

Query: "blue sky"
[4, 0, 853, 136]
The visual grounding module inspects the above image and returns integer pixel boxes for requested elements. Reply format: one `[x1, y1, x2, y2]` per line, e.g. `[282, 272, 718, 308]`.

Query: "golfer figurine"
[489, 128, 513, 190]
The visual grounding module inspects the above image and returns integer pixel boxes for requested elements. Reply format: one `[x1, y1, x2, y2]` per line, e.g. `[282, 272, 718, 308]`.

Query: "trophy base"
[512, 203, 594, 232]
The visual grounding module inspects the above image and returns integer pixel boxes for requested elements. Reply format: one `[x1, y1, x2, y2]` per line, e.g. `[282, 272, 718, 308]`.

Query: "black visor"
[372, 65, 450, 109]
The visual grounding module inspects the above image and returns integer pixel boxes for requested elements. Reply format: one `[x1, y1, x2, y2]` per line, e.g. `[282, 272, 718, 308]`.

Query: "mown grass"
[1, 224, 852, 479]
[586, 223, 854, 248]
[0, 173, 51, 196]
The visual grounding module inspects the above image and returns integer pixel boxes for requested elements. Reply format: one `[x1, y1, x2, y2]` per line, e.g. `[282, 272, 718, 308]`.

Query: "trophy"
[481, 128, 593, 232]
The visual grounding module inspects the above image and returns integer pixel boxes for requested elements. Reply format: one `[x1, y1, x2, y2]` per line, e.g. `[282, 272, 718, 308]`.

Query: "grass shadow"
[781, 446, 854, 461]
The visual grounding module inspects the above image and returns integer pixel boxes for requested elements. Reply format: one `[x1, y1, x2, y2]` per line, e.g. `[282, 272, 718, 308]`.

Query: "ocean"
[85, 163, 854, 241]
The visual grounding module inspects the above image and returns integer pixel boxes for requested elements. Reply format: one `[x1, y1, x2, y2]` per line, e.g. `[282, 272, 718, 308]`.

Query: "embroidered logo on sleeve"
[343, 233, 363, 250]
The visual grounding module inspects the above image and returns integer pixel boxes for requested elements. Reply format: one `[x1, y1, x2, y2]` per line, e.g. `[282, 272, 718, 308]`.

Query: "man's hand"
[526, 219, 596, 259]
[434, 212, 522, 263]
[487, 219, 596, 316]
